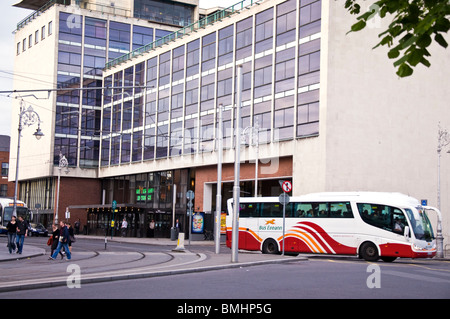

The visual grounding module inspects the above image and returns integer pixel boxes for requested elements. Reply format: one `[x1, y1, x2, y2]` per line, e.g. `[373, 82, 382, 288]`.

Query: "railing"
[16, 0, 131, 31]
[105, 0, 265, 70]
[16, 0, 66, 31]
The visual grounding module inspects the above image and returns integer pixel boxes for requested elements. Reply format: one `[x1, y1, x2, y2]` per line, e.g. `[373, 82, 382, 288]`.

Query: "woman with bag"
[6, 216, 17, 254]
[48, 221, 72, 260]
[48, 224, 64, 259]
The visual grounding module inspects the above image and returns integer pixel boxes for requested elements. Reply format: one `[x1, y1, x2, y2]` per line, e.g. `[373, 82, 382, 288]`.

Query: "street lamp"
[13, 103, 44, 217]
[54, 152, 69, 224]
[436, 123, 449, 258]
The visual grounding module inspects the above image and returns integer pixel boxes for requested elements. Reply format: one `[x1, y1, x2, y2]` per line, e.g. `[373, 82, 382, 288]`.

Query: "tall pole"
[254, 118, 259, 197]
[13, 102, 44, 218]
[231, 65, 243, 263]
[215, 104, 223, 254]
[436, 123, 449, 258]
[13, 116, 22, 218]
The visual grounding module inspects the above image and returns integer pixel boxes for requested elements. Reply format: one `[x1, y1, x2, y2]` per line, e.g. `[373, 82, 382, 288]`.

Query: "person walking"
[48, 220, 71, 261]
[6, 216, 17, 254]
[67, 222, 75, 253]
[15, 216, 28, 254]
[74, 218, 80, 235]
[121, 218, 128, 237]
[49, 224, 64, 259]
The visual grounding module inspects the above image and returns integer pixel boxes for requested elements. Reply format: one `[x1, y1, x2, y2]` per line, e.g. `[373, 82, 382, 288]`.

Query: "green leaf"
[396, 63, 414, 77]
[420, 57, 431, 68]
[407, 49, 424, 66]
[435, 33, 448, 48]
[351, 20, 367, 32]
[416, 33, 432, 48]
[393, 54, 409, 67]
[388, 48, 400, 59]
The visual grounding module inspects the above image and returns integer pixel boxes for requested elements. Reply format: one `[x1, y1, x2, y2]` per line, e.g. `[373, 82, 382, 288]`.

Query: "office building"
[10, 0, 450, 244]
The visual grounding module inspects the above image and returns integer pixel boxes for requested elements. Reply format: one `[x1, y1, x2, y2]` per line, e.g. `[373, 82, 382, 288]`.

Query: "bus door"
[238, 202, 260, 250]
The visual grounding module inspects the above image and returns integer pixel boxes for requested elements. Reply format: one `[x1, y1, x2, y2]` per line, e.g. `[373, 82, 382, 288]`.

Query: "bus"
[226, 192, 437, 262]
[0, 198, 30, 234]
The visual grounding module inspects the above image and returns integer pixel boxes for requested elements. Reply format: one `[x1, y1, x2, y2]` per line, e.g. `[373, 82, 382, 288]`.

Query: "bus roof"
[0, 198, 27, 206]
[229, 192, 420, 207]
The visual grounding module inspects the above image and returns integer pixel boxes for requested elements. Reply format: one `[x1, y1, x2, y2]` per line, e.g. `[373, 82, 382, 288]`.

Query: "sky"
[0, 0, 240, 137]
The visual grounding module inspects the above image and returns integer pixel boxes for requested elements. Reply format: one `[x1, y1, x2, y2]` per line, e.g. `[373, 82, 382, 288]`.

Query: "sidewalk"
[0, 243, 45, 262]
[0, 234, 305, 292]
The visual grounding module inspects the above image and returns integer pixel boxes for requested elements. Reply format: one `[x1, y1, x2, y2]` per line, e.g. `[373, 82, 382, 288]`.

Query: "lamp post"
[54, 152, 69, 224]
[231, 65, 243, 263]
[13, 103, 44, 217]
[436, 123, 449, 258]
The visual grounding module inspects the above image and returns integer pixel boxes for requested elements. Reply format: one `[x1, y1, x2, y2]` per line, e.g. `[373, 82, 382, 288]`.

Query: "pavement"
[0, 234, 306, 292]
[1, 234, 448, 292]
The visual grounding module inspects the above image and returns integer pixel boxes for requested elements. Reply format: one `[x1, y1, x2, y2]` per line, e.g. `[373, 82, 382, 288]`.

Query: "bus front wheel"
[262, 239, 279, 254]
[360, 242, 379, 262]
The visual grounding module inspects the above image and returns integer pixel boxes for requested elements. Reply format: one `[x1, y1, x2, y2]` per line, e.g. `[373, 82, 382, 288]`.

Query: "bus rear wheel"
[360, 242, 379, 262]
[262, 239, 279, 254]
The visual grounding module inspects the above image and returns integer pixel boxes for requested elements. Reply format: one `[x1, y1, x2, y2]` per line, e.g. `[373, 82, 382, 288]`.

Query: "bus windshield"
[2, 207, 29, 226]
[405, 208, 434, 241]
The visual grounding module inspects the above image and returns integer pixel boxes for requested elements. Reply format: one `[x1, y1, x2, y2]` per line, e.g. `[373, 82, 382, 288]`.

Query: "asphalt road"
[0, 236, 449, 301]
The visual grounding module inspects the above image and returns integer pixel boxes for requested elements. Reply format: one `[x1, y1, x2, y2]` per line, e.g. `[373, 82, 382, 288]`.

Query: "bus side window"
[357, 203, 404, 233]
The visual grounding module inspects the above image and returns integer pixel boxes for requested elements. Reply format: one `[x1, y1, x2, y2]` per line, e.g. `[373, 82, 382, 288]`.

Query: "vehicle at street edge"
[226, 192, 436, 262]
[0, 198, 30, 235]
[29, 223, 48, 237]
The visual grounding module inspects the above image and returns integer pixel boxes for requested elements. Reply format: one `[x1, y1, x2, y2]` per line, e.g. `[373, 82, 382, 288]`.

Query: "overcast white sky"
[0, 0, 239, 137]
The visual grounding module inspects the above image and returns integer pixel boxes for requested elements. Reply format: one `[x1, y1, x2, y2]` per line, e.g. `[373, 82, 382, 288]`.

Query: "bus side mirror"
[404, 226, 410, 240]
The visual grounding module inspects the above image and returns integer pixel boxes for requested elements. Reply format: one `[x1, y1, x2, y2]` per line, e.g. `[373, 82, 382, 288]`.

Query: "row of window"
[239, 202, 354, 218]
[17, 21, 53, 55]
[239, 201, 411, 235]
[101, 0, 321, 167]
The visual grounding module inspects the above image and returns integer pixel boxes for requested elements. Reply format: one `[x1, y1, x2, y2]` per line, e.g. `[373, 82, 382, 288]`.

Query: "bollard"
[172, 232, 186, 252]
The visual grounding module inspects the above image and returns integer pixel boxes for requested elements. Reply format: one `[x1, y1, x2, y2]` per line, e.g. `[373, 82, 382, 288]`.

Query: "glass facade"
[101, 0, 321, 166]
[134, 0, 195, 27]
[54, 11, 177, 168]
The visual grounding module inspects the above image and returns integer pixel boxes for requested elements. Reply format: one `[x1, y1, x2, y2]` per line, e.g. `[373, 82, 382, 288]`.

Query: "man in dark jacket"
[15, 215, 28, 254]
[49, 220, 72, 260]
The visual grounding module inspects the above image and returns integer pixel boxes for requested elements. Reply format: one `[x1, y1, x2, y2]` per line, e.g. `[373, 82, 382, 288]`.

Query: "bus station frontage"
[69, 156, 293, 239]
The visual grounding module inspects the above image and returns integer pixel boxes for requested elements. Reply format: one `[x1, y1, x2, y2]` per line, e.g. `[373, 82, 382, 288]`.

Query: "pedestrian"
[49, 224, 64, 259]
[48, 220, 71, 261]
[74, 218, 80, 235]
[67, 222, 75, 253]
[175, 218, 182, 236]
[148, 219, 155, 238]
[6, 216, 17, 254]
[15, 215, 28, 254]
[121, 218, 128, 237]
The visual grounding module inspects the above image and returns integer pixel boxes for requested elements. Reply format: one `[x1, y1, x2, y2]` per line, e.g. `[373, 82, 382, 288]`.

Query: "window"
[48, 21, 53, 36]
[28, 35, 32, 48]
[41, 25, 46, 40]
[294, 202, 353, 218]
[16, 42, 20, 55]
[357, 203, 407, 234]
[133, 25, 153, 50]
[255, 8, 273, 54]
[239, 201, 353, 218]
[218, 25, 234, 66]
[35, 30, 39, 44]
[1, 162, 8, 176]
[202, 32, 216, 72]
[22, 38, 26, 52]
[0, 185, 7, 197]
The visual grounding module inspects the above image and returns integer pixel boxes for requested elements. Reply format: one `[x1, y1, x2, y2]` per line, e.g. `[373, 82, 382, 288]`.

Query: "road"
[0, 236, 449, 300]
